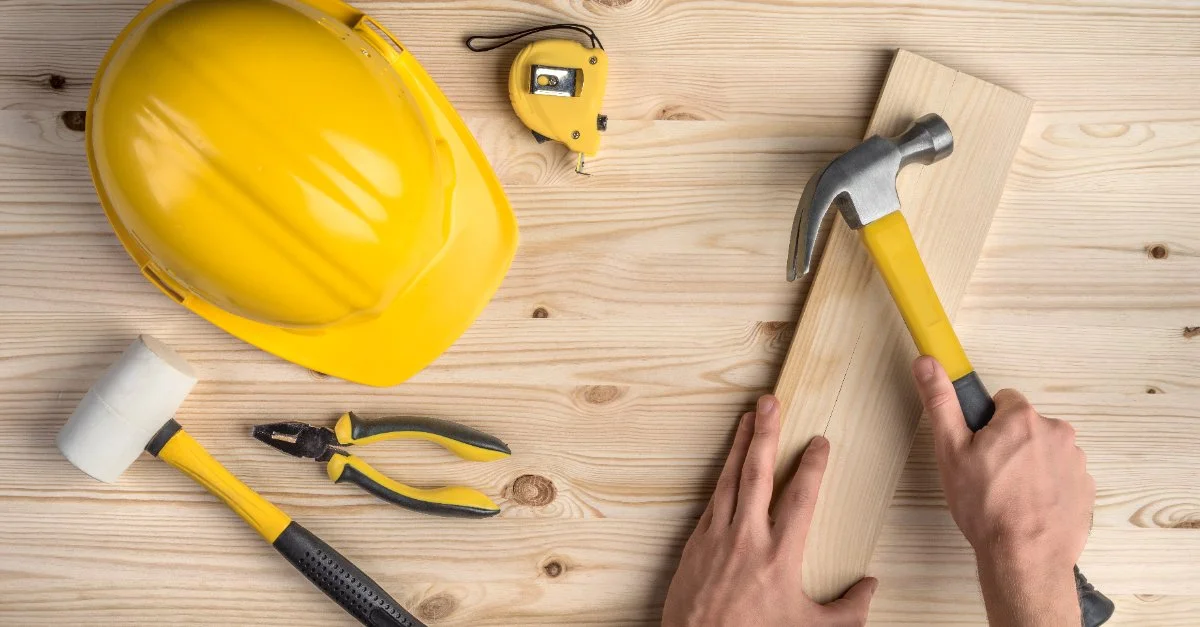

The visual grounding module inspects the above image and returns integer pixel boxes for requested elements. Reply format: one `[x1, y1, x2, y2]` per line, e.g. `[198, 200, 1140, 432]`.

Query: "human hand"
[911, 356, 1094, 626]
[661, 395, 878, 627]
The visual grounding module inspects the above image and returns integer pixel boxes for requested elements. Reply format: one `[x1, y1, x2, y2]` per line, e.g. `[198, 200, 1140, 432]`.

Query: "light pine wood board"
[770, 50, 1036, 602]
[1, 0, 1198, 625]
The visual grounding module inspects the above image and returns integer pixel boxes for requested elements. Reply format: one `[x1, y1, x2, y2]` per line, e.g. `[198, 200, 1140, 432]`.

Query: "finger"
[823, 577, 878, 624]
[775, 435, 829, 547]
[991, 389, 1038, 435]
[734, 395, 781, 525]
[992, 387, 1029, 409]
[912, 356, 971, 457]
[992, 389, 1033, 424]
[708, 411, 755, 529]
[1049, 416, 1077, 442]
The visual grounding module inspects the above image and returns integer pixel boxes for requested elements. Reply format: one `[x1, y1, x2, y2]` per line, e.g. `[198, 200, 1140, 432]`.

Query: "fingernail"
[757, 395, 777, 415]
[809, 435, 829, 451]
[914, 356, 938, 383]
[868, 577, 879, 594]
[741, 411, 754, 428]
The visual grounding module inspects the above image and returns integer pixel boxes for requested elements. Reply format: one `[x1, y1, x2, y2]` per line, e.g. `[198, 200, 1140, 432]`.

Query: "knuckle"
[1048, 419, 1076, 445]
[752, 416, 778, 437]
[740, 463, 768, 485]
[764, 546, 792, 572]
[926, 390, 958, 411]
[785, 485, 815, 512]
[993, 388, 1026, 406]
[730, 522, 763, 552]
[753, 425, 775, 437]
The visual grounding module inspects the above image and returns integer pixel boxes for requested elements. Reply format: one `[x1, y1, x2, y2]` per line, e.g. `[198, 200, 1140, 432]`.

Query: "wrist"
[975, 548, 1079, 627]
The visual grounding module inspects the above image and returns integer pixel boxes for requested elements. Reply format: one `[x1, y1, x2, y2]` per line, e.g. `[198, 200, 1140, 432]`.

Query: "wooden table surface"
[2, 1, 1198, 625]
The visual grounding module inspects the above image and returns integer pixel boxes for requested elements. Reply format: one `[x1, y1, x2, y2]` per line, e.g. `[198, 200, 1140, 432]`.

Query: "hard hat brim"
[88, 2, 518, 387]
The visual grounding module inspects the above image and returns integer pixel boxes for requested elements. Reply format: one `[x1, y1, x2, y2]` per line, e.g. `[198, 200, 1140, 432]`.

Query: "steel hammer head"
[787, 113, 953, 281]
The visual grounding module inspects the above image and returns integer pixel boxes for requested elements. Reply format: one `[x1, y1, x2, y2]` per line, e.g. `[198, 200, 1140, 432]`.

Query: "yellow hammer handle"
[859, 212, 973, 380]
[859, 212, 997, 433]
[152, 422, 292, 542]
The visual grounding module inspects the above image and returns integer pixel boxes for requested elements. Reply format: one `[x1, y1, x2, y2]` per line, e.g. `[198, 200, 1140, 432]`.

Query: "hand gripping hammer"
[788, 114, 1114, 627]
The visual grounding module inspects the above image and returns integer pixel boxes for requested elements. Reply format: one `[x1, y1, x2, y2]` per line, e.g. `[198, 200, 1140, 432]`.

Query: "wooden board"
[1, 1, 1199, 625]
[771, 51, 1034, 602]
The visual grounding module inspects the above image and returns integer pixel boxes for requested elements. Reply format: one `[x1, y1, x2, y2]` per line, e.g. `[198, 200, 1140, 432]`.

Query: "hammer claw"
[788, 164, 838, 281]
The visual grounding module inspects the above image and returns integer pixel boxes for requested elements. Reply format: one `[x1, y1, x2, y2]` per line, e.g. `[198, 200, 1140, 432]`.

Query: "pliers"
[252, 412, 511, 518]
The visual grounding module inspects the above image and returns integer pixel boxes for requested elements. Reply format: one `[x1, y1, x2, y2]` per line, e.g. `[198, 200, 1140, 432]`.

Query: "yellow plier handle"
[334, 412, 511, 461]
[327, 413, 510, 518]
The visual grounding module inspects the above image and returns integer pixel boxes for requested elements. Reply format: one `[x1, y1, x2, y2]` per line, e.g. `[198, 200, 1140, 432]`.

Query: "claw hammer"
[788, 114, 1114, 627]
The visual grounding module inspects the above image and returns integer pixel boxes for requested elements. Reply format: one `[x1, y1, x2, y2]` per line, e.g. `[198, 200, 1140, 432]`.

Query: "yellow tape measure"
[467, 24, 608, 174]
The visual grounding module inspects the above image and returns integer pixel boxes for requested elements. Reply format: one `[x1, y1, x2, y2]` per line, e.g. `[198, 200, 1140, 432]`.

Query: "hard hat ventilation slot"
[142, 266, 185, 304]
[357, 16, 404, 62]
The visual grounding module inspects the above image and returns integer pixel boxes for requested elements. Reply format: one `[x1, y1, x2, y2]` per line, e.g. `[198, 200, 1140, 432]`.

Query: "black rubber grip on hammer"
[272, 522, 424, 627]
[951, 371, 996, 433]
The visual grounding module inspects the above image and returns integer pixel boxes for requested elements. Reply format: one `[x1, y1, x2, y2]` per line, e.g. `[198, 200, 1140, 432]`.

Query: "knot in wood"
[1183, 326, 1199, 339]
[1146, 244, 1169, 259]
[656, 105, 702, 121]
[581, 384, 622, 405]
[542, 558, 564, 578]
[417, 593, 457, 620]
[308, 369, 330, 380]
[510, 474, 556, 506]
[760, 321, 795, 347]
[48, 74, 67, 90]
[532, 307, 550, 319]
[61, 111, 86, 132]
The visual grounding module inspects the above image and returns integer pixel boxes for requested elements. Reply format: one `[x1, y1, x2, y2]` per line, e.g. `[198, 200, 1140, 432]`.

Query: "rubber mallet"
[56, 335, 424, 627]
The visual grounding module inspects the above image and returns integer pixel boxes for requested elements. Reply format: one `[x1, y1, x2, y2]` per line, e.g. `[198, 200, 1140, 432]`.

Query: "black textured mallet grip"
[955, 373, 1114, 626]
[272, 522, 424, 627]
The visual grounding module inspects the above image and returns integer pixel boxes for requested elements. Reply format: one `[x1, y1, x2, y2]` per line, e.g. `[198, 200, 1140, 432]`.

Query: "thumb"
[824, 577, 878, 622]
[912, 356, 971, 456]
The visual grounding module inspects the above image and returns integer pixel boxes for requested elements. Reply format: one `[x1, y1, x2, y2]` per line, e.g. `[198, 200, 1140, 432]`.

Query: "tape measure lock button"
[530, 65, 578, 97]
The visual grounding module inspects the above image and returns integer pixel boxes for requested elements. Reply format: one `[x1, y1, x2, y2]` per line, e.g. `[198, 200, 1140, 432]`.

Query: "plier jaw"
[251, 421, 343, 463]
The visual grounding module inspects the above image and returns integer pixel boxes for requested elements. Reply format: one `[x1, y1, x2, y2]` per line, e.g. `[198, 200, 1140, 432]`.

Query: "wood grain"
[1, 0, 1198, 624]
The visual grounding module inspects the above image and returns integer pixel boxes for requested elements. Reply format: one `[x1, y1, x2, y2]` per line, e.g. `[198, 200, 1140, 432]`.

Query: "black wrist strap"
[465, 23, 603, 52]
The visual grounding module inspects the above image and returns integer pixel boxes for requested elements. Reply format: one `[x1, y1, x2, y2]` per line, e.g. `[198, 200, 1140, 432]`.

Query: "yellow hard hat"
[87, 0, 518, 386]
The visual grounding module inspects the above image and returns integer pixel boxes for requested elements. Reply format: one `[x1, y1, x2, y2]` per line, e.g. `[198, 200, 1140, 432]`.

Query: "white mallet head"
[57, 335, 197, 482]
